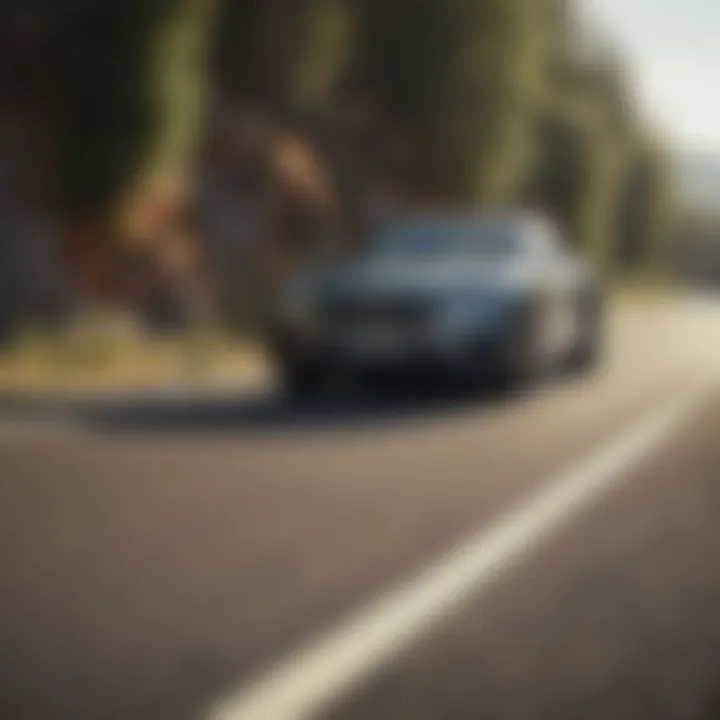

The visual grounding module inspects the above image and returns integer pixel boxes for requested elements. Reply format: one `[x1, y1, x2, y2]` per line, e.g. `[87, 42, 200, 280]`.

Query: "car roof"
[381, 210, 557, 237]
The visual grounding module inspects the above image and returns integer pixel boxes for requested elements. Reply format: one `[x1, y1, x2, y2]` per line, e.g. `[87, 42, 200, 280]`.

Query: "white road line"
[208, 377, 717, 720]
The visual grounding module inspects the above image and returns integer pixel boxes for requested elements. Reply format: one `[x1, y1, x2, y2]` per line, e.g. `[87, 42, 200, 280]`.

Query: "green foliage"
[62, 0, 218, 214]
[358, 0, 545, 203]
[527, 111, 621, 266]
[148, 0, 220, 190]
[214, 0, 355, 120]
[526, 109, 589, 243]
[528, 7, 671, 269]
[615, 143, 673, 271]
[57, 0, 674, 280]
[62, 0, 170, 212]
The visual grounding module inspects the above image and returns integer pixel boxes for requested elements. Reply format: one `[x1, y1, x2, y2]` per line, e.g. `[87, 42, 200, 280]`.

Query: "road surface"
[1, 296, 720, 720]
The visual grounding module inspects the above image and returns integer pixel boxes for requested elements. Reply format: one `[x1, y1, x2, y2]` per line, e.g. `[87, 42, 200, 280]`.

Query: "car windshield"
[371, 218, 519, 260]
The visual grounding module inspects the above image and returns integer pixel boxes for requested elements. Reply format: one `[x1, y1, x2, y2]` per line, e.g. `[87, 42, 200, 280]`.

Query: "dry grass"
[0, 326, 269, 397]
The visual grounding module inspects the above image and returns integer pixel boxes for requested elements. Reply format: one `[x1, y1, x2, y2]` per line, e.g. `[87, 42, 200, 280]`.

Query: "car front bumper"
[273, 324, 513, 381]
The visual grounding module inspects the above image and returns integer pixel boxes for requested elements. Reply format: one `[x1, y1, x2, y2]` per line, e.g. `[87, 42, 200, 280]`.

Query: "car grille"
[323, 299, 431, 335]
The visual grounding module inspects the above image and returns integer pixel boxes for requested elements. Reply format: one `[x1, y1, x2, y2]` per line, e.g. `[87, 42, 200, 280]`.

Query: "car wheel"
[495, 303, 542, 393]
[281, 360, 324, 400]
[567, 289, 603, 375]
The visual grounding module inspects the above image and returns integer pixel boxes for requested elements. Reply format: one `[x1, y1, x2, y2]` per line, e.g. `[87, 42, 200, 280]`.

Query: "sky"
[585, 0, 720, 154]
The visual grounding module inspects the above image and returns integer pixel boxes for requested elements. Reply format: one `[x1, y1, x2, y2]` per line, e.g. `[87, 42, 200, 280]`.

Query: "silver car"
[271, 213, 603, 396]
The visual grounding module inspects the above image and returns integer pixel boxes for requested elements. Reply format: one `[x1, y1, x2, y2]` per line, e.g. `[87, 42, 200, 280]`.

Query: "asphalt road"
[1, 296, 720, 720]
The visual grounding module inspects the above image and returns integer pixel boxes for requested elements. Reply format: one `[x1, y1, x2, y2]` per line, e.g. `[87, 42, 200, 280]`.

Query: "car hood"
[310, 258, 532, 304]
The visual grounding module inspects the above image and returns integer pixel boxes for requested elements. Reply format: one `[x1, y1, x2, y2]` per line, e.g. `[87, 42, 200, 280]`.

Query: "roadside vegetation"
[0, 0, 705, 390]
[0, 324, 266, 395]
[52, 1, 678, 304]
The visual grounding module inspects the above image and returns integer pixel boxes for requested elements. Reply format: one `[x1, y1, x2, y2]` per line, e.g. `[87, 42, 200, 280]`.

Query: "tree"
[615, 141, 674, 272]
[213, 0, 356, 123]
[357, 0, 546, 205]
[62, 0, 172, 215]
[528, 4, 652, 268]
[61, 0, 220, 212]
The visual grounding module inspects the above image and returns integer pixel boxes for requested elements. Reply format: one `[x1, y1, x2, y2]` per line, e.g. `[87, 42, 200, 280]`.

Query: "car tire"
[567, 288, 603, 375]
[281, 360, 324, 401]
[494, 302, 542, 393]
